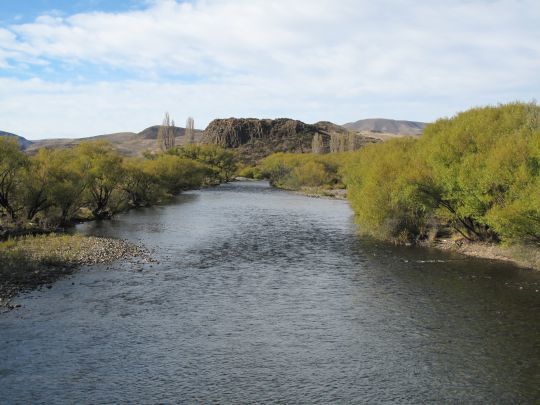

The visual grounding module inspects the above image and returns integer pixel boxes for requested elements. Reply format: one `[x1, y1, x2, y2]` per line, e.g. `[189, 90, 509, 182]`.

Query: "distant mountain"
[343, 118, 427, 135]
[312, 121, 350, 135]
[25, 126, 203, 156]
[0, 131, 33, 149]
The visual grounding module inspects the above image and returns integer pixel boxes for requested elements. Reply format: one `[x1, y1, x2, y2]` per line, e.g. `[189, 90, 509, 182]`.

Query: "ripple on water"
[1, 181, 539, 403]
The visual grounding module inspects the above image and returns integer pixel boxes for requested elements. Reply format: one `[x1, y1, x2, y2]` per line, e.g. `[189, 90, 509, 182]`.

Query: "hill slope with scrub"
[22, 126, 203, 156]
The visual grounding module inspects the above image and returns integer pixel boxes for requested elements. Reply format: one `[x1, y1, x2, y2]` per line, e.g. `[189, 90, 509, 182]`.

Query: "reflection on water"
[1, 181, 539, 403]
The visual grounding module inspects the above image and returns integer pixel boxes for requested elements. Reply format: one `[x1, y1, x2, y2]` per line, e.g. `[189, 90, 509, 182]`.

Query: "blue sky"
[0, 0, 146, 24]
[0, 0, 539, 139]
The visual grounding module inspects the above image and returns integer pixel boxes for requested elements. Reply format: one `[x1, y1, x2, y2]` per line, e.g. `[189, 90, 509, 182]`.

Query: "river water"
[1, 181, 539, 403]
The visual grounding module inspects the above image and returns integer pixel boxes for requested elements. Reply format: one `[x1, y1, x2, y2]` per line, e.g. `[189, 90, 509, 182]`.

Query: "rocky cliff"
[202, 118, 379, 162]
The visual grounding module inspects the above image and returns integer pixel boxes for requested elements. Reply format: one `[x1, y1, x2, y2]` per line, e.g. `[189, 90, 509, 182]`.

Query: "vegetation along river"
[1, 181, 539, 403]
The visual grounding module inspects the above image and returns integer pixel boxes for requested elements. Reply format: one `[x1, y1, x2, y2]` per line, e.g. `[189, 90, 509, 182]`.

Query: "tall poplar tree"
[157, 112, 176, 151]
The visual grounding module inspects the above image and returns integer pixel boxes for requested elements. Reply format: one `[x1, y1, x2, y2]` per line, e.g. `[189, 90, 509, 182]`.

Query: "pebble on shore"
[0, 235, 154, 309]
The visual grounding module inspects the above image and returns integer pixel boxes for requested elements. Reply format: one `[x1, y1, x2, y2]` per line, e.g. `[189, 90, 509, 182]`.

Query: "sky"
[0, 0, 539, 139]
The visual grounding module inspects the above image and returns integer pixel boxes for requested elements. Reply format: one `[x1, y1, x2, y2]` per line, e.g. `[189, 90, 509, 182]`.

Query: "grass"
[0, 235, 88, 299]
[0, 234, 86, 269]
[0, 233, 150, 305]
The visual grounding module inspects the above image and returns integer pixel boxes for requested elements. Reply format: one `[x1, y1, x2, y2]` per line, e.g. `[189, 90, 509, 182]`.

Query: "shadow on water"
[1, 181, 539, 403]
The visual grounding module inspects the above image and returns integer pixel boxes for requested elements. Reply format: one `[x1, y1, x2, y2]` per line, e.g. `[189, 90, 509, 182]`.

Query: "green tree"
[260, 152, 345, 190]
[122, 157, 164, 206]
[169, 144, 237, 183]
[0, 138, 28, 221]
[21, 148, 54, 221]
[420, 102, 540, 242]
[76, 141, 125, 219]
[345, 138, 434, 242]
[145, 154, 208, 194]
[46, 149, 87, 225]
[343, 102, 540, 245]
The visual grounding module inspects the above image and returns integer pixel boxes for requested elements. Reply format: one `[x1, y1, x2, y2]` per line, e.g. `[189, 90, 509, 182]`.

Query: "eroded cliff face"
[204, 118, 319, 146]
[202, 118, 379, 163]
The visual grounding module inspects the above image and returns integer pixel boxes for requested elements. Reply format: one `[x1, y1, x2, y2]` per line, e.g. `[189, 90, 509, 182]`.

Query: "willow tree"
[77, 141, 125, 219]
[157, 112, 176, 151]
[185, 116, 195, 144]
[21, 148, 54, 221]
[0, 137, 27, 221]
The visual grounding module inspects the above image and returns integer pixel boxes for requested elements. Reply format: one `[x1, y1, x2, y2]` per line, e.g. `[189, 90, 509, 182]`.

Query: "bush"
[343, 102, 540, 245]
[237, 166, 263, 179]
[344, 138, 435, 242]
[0, 140, 234, 229]
[168, 144, 237, 183]
[259, 152, 349, 190]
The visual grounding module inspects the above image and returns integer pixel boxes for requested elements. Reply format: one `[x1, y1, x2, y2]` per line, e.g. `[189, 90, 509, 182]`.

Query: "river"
[1, 181, 539, 403]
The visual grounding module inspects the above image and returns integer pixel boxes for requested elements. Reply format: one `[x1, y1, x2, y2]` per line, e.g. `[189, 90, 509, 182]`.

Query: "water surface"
[1, 181, 539, 403]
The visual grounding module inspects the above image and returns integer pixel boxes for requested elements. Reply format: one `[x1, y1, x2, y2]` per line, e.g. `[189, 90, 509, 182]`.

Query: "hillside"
[4, 118, 414, 159]
[0, 131, 33, 149]
[24, 126, 203, 156]
[343, 118, 427, 136]
[139, 125, 201, 139]
[202, 118, 380, 162]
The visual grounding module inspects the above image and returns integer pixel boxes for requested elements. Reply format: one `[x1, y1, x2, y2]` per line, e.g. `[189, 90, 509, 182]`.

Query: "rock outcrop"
[202, 118, 379, 162]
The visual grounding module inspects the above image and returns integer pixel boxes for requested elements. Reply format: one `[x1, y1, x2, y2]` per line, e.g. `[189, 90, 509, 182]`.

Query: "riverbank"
[0, 234, 153, 309]
[271, 183, 540, 270]
[432, 238, 540, 271]
[262, 183, 347, 200]
[263, 181, 540, 271]
[294, 186, 347, 200]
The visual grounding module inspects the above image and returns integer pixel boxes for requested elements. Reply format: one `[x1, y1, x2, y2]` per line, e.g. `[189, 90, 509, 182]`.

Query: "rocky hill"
[0, 131, 33, 149]
[202, 118, 380, 162]
[343, 118, 427, 136]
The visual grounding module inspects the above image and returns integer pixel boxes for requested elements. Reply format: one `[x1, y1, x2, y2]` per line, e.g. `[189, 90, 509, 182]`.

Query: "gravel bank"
[433, 238, 540, 271]
[0, 235, 154, 309]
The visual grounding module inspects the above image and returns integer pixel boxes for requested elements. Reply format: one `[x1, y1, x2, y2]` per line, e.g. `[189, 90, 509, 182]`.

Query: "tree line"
[259, 102, 540, 246]
[0, 140, 236, 230]
[345, 102, 540, 245]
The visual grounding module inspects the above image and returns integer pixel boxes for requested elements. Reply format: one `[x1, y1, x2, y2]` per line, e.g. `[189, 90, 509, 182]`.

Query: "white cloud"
[0, 0, 539, 138]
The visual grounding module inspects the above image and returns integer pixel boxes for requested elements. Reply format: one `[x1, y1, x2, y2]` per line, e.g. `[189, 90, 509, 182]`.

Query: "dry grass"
[1, 234, 89, 266]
